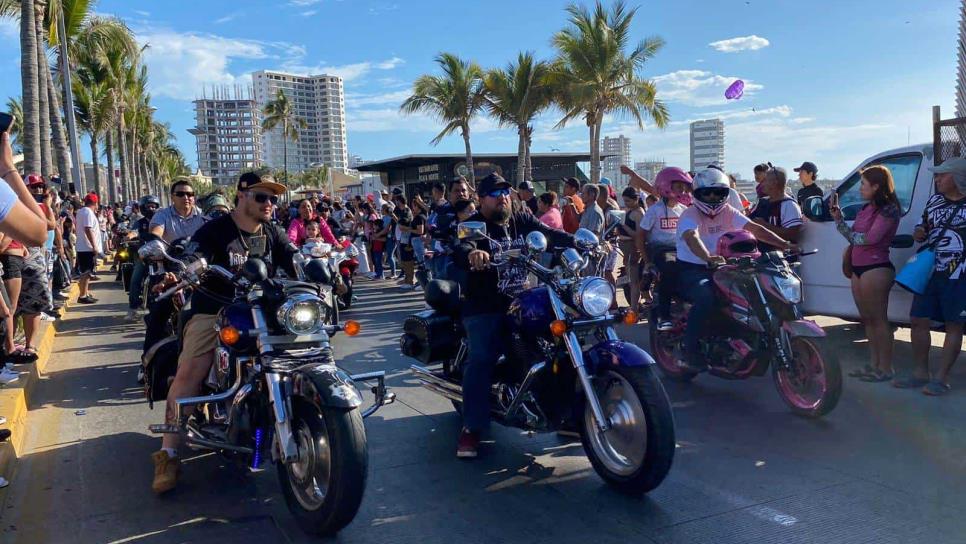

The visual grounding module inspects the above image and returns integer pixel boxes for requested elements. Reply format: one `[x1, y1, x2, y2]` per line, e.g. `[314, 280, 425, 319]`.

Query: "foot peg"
[148, 424, 180, 434]
[350, 371, 394, 418]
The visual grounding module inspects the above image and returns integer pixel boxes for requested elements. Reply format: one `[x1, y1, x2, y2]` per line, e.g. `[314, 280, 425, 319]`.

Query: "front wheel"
[277, 401, 368, 537]
[580, 365, 675, 494]
[773, 336, 842, 418]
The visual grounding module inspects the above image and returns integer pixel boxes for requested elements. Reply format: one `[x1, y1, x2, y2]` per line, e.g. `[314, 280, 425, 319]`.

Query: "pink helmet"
[654, 167, 693, 206]
[716, 230, 761, 259]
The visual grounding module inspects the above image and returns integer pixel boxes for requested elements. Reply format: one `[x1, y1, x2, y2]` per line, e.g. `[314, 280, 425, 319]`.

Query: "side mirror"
[457, 221, 487, 241]
[573, 228, 599, 251]
[526, 231, 548, 253]
[561, 248, 584, 273]
[241, 258, 269, 283]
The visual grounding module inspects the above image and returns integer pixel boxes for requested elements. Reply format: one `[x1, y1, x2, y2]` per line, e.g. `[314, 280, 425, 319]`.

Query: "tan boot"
[151, 450, 180, 494]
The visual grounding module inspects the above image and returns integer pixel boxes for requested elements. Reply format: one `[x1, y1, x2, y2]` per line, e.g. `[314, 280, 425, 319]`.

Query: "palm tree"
[261, 89, 306, 187]
[401, 53, 485, 185]
[484, 52, 553, 184]
[551, 0, 669, 183]
[34, 1, 53, 176]
[72, 77, 110, 198]
[18, 0, 41, 173]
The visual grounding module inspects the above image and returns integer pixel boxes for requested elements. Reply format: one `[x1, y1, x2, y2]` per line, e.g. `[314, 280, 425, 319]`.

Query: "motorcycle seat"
[424, 280, 461, 316]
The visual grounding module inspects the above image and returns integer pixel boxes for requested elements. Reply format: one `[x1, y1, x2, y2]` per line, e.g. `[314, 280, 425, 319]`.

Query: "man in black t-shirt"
[794, 161, 824, 213]
[151, 171, 296, 495]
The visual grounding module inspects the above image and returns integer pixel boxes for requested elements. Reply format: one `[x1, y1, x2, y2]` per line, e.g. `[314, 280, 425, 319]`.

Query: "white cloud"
[214, 12, 243, 24]
[289, 0, 322, 5]
[281, 56, 404, 82]
[345, 89, 412, 106]
[301, 10, 318, 16]
[133, 10, 151, 17]
[376, 57, 405, 70]
[708, 35, 770, 53]
[653, 70, 763, 107]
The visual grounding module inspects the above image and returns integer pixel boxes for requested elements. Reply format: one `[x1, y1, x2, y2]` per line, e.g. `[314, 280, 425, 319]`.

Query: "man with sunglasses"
[149, 177, 205, 244]
[451, 173, 575, 458]
[675, 167, 798, 373]
[151, 171, 299, 494]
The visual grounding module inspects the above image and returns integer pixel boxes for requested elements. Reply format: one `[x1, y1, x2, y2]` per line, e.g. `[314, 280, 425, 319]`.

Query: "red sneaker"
[456, 428, 479, 459]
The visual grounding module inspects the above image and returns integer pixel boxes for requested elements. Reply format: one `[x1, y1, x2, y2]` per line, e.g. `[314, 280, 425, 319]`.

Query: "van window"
[836, 153, 921, 220]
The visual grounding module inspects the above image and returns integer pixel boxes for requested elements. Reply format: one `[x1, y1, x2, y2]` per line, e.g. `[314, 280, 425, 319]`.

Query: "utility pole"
[57, 9, 84, 195]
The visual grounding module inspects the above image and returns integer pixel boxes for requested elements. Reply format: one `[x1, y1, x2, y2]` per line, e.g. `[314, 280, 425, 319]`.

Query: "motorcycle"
[298, 240, 357, 321]
[403, 225, 676, 494]
[139, 240, 395, 536]
[335, 236, 358, 310]
[649, 241, 842, 418]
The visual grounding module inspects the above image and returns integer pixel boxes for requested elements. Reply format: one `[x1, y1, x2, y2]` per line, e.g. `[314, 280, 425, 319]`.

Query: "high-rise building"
[690, 119, 725, 172]
[634, 160, 666, 184]
[602, 135, 632, 189]
[252, 70, 348, 174]
[189, 86, 263, 187]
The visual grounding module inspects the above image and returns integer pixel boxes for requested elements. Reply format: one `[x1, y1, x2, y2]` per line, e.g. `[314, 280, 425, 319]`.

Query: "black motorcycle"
[402, 226, 675, 494]
[139, 240, 395, 536]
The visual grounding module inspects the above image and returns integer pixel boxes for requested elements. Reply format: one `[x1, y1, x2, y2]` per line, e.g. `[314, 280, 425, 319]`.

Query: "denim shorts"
[910, 272, 966, 323]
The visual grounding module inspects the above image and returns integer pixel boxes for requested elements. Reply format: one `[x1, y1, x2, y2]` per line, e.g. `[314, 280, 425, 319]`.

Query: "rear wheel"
[277, 401, 368, 536]
[649, 307, 696, 382]
[773, 336, 842, 418]
[580, 365, 675, 494]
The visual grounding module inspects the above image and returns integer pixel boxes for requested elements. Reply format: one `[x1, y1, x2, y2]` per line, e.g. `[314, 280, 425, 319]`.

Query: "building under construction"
[189, 85, 263, 186]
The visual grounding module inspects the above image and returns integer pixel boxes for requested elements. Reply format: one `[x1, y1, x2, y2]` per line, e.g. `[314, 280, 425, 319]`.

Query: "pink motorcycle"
[649, 231, 842, 418]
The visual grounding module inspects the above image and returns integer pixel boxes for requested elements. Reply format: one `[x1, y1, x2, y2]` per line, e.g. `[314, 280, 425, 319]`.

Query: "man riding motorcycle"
[675, 168, 798, 372]
[451, 173, 575, 458]
[125, 195, 160, 321]
[151, 171, 298, 494]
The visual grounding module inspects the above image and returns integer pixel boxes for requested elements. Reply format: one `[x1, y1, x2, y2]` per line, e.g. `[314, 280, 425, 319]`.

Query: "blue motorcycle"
[403, 226, 675, 494]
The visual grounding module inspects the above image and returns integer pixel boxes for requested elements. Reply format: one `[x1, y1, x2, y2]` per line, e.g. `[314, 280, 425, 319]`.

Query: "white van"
[800, 143, 935, 324]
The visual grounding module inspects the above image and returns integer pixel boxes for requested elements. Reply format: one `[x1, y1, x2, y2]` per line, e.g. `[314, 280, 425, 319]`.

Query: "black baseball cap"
[518, 180, 535, 192]
[794, 161, 818, 175]
[238, 171, 286, 195]
[476, 173, 511, 196]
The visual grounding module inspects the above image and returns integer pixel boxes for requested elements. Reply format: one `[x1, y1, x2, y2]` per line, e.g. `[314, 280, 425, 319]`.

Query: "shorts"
[17, 248, 50, 315]
[1, 254, 24, 280]
[852, 261, 895, 278]
[910, 272, 966, 323]
[76, 251, 96, 276]
[178, 314, 219, 367]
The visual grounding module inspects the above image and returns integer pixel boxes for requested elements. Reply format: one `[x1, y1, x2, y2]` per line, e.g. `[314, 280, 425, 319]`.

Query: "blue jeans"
[128, 260, 147, 309]
[412, 237, 425, 264]
[678, 263, 716, 365]
[462, 313, 508, 432]
[372, 249, 384, 278]
[385, 237, 397, 276]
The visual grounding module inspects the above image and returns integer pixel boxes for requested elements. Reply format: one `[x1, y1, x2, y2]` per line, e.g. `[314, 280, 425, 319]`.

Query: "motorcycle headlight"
[118, 249, 129, 260]
[772, 275, 802, 304]
[276, 294, 325, 335]
[573, 277, 614, 317]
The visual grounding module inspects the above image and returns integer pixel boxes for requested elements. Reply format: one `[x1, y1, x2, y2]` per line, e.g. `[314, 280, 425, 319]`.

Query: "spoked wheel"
[773, 336, 842, 418]
[580, 366, 675, 494]
[277, 401, 368, 536]
[648, 307, 696, 382]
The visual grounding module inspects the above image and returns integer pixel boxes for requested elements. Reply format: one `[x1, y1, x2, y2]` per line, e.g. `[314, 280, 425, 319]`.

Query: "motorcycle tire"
[648, 307, 696, 383]
[277, 400, 368, 537]
[580, 365, 675, 495]
[772, 336, 842, 418]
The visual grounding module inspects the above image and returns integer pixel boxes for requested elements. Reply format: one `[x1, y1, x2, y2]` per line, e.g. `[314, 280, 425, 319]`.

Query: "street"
[1, 278, 964, 544]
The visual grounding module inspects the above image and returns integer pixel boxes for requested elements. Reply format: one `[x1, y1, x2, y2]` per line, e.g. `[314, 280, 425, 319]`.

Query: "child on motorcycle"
[675, 168, 798, 372]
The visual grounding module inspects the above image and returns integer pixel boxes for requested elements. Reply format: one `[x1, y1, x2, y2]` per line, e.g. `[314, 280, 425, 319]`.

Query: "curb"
[0, 278, 83, 484]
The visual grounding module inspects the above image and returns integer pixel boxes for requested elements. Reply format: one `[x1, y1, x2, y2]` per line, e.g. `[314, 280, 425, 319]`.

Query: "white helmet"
[692, 168, 731, 217]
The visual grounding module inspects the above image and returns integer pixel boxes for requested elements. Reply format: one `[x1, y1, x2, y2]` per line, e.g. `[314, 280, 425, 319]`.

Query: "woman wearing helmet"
[637, 167, 693, 330]
[675, 167, 798, 372]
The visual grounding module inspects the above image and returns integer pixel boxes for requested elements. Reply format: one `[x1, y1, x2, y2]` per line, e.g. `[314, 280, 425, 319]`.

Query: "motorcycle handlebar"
[157, 279, 189, 301]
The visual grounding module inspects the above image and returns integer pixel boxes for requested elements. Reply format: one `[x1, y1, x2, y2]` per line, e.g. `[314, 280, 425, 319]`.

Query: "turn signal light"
[343, 320, 361, 336]
[549, 320, 569, 337]
[219, 326, 241, 346]
[622, 310, 639, 325]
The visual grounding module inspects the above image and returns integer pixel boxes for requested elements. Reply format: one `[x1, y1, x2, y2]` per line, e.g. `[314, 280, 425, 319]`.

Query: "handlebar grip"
[157, 280, 188, 301]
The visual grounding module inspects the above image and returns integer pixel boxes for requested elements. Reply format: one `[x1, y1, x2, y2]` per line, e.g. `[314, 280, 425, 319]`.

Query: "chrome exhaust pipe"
[410, 365, 463, 402]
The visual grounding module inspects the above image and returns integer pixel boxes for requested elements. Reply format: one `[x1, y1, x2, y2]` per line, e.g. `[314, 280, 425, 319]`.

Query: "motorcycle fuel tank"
[508, 286, 555, 337]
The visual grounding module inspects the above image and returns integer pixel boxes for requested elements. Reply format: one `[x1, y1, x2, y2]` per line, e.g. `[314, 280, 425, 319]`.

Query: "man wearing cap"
[75, 192, 102, 304]
[894, 157, 966, 396]
[450, 173, 574, 458]
[151, 171, 300, 494]
[517, 181, 538, 215]
[794, 161, 823, 210]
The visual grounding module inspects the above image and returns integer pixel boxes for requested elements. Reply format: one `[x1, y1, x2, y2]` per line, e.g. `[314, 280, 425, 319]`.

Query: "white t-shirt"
[675, 204, 750, 265]
[75, 206, 102, 253]
[727, 188, 745, 211]
[639, 201, 687, 248]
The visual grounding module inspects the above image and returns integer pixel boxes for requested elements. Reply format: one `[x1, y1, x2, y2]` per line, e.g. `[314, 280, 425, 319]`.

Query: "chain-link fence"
[933, 105, 966, 165]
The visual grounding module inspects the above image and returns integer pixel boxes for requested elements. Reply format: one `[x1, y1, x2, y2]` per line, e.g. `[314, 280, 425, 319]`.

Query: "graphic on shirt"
[659, 217, 678, 230]
[493, 235, 529, 296]
[922, 195, 966, 275]
[226, 238, 250, 269]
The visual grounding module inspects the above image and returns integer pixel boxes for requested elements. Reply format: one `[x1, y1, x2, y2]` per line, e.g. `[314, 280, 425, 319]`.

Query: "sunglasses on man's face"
[249, 192, 279, 205]
[485, 188, 511, 198]
[174, 191, 195, 198]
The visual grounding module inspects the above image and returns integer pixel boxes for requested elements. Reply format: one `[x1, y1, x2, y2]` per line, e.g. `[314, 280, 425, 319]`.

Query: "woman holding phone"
[0, 132, 48, 247]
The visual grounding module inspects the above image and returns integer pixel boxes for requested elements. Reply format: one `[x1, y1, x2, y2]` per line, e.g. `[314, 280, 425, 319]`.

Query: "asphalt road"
[1, 278, 964, 544]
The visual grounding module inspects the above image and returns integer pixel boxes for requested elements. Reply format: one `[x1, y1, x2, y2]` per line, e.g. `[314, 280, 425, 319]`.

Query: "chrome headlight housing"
[772, 274, 802, 304]
[276, 293, 325, 335]
[573, 277, 614, 317]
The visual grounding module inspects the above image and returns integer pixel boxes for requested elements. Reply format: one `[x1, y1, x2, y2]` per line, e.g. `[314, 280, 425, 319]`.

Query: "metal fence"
[933, 105, 966, 165]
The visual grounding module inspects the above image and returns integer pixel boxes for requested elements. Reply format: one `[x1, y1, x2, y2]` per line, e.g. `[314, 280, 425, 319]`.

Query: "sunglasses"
[485, 188, 511, 198]
[30, 185, 47, 191]
[174, 191, 195, 198]
[249, 192, 279, 205]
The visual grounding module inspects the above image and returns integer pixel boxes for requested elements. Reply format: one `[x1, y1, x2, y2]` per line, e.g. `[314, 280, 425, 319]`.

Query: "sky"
[0, 0, 960, 180]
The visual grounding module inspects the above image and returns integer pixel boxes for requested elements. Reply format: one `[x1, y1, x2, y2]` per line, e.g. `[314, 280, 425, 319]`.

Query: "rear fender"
[585, 340, 656, 375]
[291, 365, 363, 410]
[782, 319, 826, 338]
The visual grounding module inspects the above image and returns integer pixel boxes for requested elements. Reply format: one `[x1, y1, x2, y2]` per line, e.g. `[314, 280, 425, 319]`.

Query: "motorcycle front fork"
[265, 372, 299, 463]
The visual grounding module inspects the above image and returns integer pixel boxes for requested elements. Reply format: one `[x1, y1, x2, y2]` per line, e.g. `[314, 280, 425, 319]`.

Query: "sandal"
[11, 347, 38, 364]
[860, 369, 894, 382]
[848, 364, 875, 378]
[892, 375, 930, 389]
[922, 382, 951, 396]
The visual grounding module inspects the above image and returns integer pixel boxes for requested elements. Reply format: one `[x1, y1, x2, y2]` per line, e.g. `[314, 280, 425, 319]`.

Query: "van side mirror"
[803, 196, 831, 222]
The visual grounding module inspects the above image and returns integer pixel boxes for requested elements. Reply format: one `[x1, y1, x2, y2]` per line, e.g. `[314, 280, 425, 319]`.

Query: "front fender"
[585, 339, 656, 375]
[782, 319, 826, 338]
[291, 365, 363, 410]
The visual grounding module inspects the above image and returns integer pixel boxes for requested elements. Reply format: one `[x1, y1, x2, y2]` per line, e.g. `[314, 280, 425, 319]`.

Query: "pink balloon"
[725, 79, 744, 100]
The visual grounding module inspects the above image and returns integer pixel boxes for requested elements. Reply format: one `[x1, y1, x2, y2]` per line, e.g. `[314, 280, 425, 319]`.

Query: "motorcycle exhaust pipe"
[410, 365, 463, 403]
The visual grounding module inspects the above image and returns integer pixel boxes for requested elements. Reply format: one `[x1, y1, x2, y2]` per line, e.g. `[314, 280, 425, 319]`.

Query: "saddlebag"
[142, 336, 180, 407]
[400, 310, 458, 363]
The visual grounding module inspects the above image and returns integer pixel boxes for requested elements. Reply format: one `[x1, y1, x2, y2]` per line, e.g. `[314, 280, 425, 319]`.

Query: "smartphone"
[0, 112, 12, 133]
[33, 194, 44, 203]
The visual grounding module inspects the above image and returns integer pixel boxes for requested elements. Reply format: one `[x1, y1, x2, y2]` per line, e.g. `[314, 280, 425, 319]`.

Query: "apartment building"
[602, 135, 632, 189]
[690, 119, 725, 172]
[188, 86, 262, 186]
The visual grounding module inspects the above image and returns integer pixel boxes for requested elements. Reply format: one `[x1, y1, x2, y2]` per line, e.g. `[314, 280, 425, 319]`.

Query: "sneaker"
[90, 275, 101, 281]
[456, 428, 480, 459]
[398, 284, 414, 291]
[0, 416, 6, 425]
[0, 368, 19, 385]
[0, 429, 9, 442]
[40, 313, 57, 322]
[125, 309, 139, 322]
[53, 292, 68, 301]
[656, 320, 674, 332]
[151, 450, 181, 494]
[0, 476, 8, 489]
[77, 295, 97, 304]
